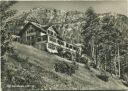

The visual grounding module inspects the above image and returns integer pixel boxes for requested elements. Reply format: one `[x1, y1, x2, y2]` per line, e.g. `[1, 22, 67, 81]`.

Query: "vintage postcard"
[0, 0, 128, 90]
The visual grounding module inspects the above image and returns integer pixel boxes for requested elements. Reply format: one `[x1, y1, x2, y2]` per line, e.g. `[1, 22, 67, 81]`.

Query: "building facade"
[18, 21, 82, 60]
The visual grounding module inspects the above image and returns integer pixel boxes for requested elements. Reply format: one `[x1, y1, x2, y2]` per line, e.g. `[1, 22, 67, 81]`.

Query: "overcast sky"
[12, 0, 128, 16]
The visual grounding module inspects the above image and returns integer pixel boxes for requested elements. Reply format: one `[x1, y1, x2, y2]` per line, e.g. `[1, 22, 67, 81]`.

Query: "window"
[27, 27, 35, 34]
[31, 35, 35, 40]
[42, 35, 47, 41]
[31, 29, 34, 33]
[49, 36, 56, 43]
[31, 28, 35, 33]
[57, 40, 64, 46]
[48, 30, 53, 35]
[37, 37, 41, 42]
[27, 36, 30, 41]
[29, 25, 33, 32]
[51, 31, 53, 35]
[48, 43, 56, 50]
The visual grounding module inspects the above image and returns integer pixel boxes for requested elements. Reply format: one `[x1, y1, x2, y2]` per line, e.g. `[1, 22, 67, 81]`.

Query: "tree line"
[82, 7, 128, 78]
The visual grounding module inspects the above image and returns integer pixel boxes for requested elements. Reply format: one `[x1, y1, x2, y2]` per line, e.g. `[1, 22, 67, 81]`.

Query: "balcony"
[47, 35, 77, 52]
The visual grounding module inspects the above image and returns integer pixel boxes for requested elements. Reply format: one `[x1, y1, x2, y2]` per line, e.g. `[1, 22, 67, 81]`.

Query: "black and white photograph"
[0, 0, 128, 90]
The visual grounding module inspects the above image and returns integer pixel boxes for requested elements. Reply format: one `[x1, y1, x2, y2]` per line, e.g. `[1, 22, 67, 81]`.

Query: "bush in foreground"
[96, 70, 109, 82]
[54, 61, 78, 76]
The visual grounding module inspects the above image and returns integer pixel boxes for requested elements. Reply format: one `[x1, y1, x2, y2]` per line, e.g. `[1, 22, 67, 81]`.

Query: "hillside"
[3, 42, 127, 90]
[9, 8, 85, 43]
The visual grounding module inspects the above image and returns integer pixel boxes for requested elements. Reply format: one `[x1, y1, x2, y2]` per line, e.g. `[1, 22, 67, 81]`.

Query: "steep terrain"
[3, 42, 127, 90]
[10, 8, 86, 43]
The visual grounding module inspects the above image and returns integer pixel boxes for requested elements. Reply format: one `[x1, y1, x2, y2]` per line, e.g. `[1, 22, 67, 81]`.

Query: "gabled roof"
[18, 21, 60, 37]
[18, 21, 49, 36]
[31, 22, 49, 30]
[31, 21, 60, 35]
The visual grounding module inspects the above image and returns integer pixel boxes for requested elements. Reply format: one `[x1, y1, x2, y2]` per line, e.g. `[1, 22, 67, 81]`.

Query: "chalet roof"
[30, 22, 60, 35]
[31, 22, 49, 30]
[18, 21, 59, 36]
[18, 21, 47, 36]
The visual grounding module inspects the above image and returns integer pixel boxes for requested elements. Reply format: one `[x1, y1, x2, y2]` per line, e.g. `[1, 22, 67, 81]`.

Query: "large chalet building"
[17, 21, 82, 60]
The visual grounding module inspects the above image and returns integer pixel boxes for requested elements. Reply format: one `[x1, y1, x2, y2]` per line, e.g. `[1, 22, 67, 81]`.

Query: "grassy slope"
[8, 42, 127, 90]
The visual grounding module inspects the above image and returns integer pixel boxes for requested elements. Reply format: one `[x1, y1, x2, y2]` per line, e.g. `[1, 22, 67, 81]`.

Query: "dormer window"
[48, 30, 53, 36]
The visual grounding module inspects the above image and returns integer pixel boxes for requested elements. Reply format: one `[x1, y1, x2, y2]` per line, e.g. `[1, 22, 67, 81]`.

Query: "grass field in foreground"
[4, 42, 127, 90]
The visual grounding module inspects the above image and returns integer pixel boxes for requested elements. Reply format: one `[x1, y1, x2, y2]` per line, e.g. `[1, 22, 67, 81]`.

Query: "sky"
[12, 0, 128, 16]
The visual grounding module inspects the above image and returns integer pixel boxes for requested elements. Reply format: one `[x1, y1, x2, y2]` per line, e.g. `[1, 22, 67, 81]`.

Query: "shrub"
[122, 81, 128, 87]
[76, 57, 86, 64]
[96, 70, 109, 82]
[54, 61, 78, 76]
[90, 62, 97, 69]
[71, 61, 79, 70]
[121, 74, 128, 87]
[84, 63, 90, 70]
[75, 52, 81, 62]
[97, 74, 109, 82]
[10, 49, 19, 61]
[63, 51, 72, 60]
